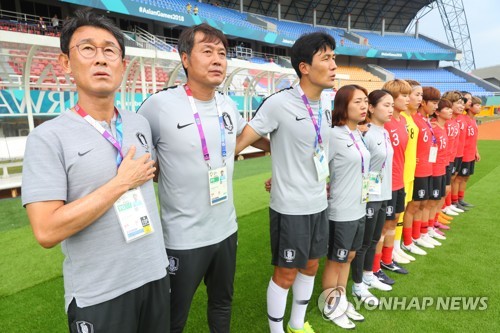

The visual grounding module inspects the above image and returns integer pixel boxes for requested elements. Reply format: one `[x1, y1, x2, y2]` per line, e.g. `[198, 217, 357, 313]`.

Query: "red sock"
[381, 246, 393, 264]
[411, 220, 421, 240]
[403, 227, 413, 246]
[373, 253, 382, 272]
[446, 193, 452, 206]
[420, 220, 428, 234]
[458, 190, 465, 200]
[452, 194, 458, 204]
[435, 213, 440, 221]
[428, 219, 434, 231]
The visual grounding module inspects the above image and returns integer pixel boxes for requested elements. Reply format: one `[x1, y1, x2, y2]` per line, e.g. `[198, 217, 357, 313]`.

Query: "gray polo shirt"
[138, 86, 245, 250]
[364, 124, 393, 201]
[328, 125, 371, 221]
[22, 110, 168, 311]
[248, 86, 331, 215]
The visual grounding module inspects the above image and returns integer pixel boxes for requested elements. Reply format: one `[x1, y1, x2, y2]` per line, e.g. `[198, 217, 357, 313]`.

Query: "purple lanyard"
[74, 104, 124, 166]
[380, 131, 388, 173]
[418, 113, 437, 145]
[184, 85, 226, 167]
[347, 127, 366, 175]
[296, 85, 323, 148]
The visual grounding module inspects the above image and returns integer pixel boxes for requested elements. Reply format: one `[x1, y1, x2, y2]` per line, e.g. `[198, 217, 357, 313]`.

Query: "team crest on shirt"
[283, 249, 296, 262]
[462, 168, 468, 175]
[222, 112, 234, 133]
[433, 190, 440, 198]
[386, 206, 394, 215]
[76, 321, 94, 333]
[136, 132, 150, 153]
[418, 190, 426, 198]
[366, 208, 374, 218]
[337, 249, 348, 261]
[167, 256, 179, 274]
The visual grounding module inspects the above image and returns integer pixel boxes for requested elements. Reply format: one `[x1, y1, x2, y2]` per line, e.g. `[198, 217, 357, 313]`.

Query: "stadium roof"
[220, 0, 436, 32]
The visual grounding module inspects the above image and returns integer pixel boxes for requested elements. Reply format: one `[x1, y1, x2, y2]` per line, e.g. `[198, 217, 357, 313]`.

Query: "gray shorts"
[327, 217, 366, 263]
[270, 208, 328, 269]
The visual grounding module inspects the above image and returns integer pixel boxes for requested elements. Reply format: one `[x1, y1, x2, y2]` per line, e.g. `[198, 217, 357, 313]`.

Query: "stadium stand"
[356, 31, 453, 53]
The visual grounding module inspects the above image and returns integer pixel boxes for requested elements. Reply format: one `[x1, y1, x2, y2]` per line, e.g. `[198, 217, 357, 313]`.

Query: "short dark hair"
[422, 86, 441, 101]
[291, 32, 336, 78]
[332, 84, 368, 127]
[367, 89, 392, 120]
[178, 23, 228, 76]
[60, 8, 125, 58]
[438, 98, 453, 111]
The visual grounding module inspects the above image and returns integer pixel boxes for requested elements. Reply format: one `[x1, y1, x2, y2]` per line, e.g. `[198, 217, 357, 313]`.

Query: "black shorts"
[459, 161, 475, 176]
[327, 217, 365, 263]
[453, 157, 463, 175]
[412, 176, 432, 201]
[430, 176, 446, 200]
[270, 208, 328, 269]
[446, 163, 453, 185]
[386, 188, 406, 220]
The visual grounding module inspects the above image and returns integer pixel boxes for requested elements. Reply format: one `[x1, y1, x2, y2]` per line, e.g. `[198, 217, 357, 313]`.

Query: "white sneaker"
[401, 242, 427, 255]
[392, 248, 410, 264]
[346, 302, 365, 321]
[414, 237, 435, 249]
[423, 233, 442, 246]
[428, 228, 446, 240]
[442, 207, 459, 216]
[449, 204, 464, 213]
[363, 275, 393, 291]
[330, 313, 355, 330]
[352, 283, 379, 306]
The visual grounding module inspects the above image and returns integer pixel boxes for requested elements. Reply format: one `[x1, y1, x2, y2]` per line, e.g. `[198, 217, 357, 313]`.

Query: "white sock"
[289, 272, 315, 330]
[393, 238, 401, 251]
[363, 271, 374, 284]
[267, 278, 289, 333]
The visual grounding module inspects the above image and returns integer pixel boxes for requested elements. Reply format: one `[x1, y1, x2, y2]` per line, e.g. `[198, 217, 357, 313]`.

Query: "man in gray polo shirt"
[236, 32, 337, 333]
[138, 23, 269, 332]
[22, 9, 169, 333]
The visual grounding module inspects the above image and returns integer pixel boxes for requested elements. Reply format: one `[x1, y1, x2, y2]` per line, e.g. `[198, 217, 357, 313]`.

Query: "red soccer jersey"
[455, 114, 468, 158]
[431, 121, 449, 176]
[385, 114, 408, 190]
[463, 116, 479, 162]
[412, 112, 434, 177]
[445, 118, 460, 163]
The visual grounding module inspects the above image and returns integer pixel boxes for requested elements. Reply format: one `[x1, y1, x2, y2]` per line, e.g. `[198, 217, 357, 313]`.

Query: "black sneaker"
[380, 261, 409, 275]
[374, 269, 395, 285]
[459, 200, 474, 207]
[454, 202, 470, 211]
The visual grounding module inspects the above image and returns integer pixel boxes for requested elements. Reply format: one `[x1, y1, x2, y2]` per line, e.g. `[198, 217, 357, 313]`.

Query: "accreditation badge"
[113, 188, 154, 243]
[368, 171, 382, 195]
[313, 146, 329, 182]
[429, 145, 438, 163]
[361, 176, 370, 203]
[208, 166, 228, 205]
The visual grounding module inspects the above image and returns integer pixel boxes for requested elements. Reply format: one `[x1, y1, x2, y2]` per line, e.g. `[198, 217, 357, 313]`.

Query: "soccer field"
[0, 140, 498, 332]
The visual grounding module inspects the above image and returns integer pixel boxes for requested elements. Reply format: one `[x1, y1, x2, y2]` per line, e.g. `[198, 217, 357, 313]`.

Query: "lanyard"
[379, 131, 388, 174]
[347, 127, 367, 175]
[184, 84, 226, 168]
[418, 112, 437, 145]
[296, 85, 323, 148]
[74, 104, 123, 166]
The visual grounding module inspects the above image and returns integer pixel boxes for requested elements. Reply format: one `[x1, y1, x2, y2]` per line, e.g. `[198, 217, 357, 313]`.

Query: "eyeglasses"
[69, 42, 122, 61]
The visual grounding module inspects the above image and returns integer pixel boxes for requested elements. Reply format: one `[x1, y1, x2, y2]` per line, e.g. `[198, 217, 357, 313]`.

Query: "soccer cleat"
[423, 233, 441, 246]
[433, 228, 446, 237]
[414, 236, 435, 249]
[363, 275, 393, 291]
[449, 204, 465, 213]
[434, 222, 450, 230]
[374, 269, 395, 285]
[396, 247, 416, 261]
[346, 302, 365, 321]
[442, 207, 459, 216]
[454, 202, 470, 211]
[437, 216, 452, 225]
[459, 200, 474, 207]
[439, 211, 454, 221]
[381, 261, 409, 274]
[328, 313, 355, 330]
[392, 248, 410, 264]
[352, 283, 379, 306]
[286, 321, 316, 333]
[428, 228, 446, 240]
[401, 242, 427, 256]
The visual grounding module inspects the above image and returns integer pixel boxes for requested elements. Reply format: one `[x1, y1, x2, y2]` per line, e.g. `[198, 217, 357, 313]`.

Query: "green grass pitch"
[0, 140, 498, 332]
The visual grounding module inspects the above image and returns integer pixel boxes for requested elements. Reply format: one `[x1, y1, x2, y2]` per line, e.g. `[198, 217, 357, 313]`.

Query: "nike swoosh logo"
[347, 143, 354, 148]
[295, 116, 306, 121]
[177, 122, 194, 129]
[78, 149, 93, 157]
[377, 142, 382, 145]
[390, 129, 397, 133]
